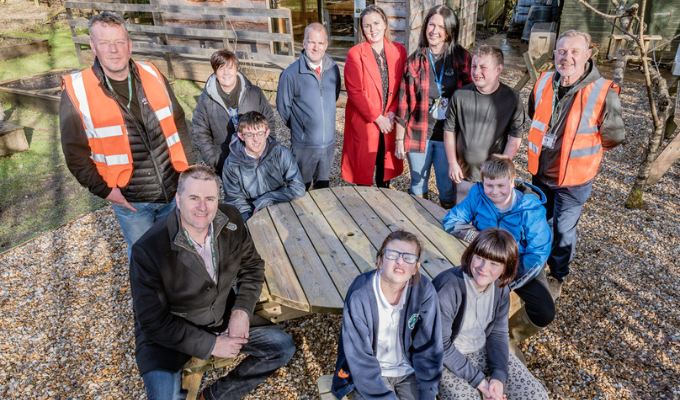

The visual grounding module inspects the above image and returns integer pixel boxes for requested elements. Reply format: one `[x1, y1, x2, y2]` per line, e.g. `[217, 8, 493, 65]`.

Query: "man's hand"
[211, 334, 248, 358]
[227, 309, 250, 339]
[487, 379, 506, 400]
[448, 162, 464, 184]
[374, 115, 393, 134]
[106, 188, 137, 212]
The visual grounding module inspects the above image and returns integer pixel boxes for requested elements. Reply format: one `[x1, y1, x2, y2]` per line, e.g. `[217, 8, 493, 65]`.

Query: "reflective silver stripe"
[570, 144, 602, 158]
[527, 141, 540, 154]
[166, 132, 180, 147]
[534, 72, 554, 112]
[91, 152, 130, 165]
[156, 106, 172, 121]
[576, 78, 607, 134]
[136, 61, 173, 114]
[70, 71, 95, 132]
[531, 119, 547, 132]
[85, 125, 124, 140]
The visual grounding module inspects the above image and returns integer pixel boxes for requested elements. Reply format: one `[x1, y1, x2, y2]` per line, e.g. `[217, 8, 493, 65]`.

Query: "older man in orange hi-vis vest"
[60, 12, 195, 258]
[527, 30, 624, 301]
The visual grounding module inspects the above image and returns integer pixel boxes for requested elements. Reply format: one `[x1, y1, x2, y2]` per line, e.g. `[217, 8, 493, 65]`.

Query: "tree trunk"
[625, 67, 671, 208]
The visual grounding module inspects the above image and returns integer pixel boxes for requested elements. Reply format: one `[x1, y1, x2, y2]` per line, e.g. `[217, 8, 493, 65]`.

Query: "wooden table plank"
[382, 189, 467, 266]
[354, 187, 455, 279]
[247, 208, 309, 312]
[310, 189, 377, 274]
[413, 194, 449, 223]
[268, 202, 345, 313]
[332, 186, 393, 250]
[290, 194, 364, 300]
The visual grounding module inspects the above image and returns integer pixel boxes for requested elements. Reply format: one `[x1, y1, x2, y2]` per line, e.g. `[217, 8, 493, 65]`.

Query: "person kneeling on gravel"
[222, 111, 306, 221]
[130, 165, 295, 400]
[442, 154, 554, 363]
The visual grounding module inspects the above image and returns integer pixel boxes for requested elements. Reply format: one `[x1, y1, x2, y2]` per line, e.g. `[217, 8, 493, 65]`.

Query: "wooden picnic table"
[248, 186, 469, 323]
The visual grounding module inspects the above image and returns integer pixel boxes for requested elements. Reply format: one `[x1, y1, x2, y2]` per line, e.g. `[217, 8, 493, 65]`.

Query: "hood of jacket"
[204, 71, 252, 112]
[228, 135, 279, 165]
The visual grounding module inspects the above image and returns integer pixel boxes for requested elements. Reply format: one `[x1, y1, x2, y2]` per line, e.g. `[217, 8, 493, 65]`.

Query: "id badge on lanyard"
[428, 50, 448, 120]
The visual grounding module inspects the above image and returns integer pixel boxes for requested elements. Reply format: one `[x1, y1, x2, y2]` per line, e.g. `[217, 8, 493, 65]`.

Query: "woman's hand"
[477, 379, 492, 399]
[387, 111, 396, 123]
[487, 379, 506, 400]
[395, 140, 405, 160]
[374, 115, 393, 133]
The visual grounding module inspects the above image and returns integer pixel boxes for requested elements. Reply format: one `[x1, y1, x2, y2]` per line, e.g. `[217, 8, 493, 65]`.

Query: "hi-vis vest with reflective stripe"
[527, 71, 619, 186]
[62, 62, 189, 188]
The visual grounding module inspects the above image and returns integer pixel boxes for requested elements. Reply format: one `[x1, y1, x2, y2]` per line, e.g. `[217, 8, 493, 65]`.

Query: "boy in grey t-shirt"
[443, 45, 525, 205]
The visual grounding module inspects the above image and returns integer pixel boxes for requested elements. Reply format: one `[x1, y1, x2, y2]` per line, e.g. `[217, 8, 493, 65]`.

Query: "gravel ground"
[2, 61, 679, 399]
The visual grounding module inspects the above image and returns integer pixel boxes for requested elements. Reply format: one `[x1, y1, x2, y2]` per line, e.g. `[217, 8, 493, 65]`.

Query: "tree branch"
[647, 32, 680, 53]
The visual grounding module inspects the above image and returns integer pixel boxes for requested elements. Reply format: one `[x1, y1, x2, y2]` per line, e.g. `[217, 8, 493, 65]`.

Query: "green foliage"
[624, 187, 644, 209]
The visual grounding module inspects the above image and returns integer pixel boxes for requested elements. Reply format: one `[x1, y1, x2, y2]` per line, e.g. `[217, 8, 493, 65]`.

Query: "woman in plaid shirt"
[395, 5, 472, 209]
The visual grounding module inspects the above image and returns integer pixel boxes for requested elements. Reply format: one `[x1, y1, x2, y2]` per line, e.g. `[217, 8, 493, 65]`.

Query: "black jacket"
[129, 204, 265, 375]
[192, 72, 276, 173]
[60, 58, 196, 203]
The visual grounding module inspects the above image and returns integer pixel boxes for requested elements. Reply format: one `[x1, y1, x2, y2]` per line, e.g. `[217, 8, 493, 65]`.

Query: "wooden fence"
[64, 1, 296, 71]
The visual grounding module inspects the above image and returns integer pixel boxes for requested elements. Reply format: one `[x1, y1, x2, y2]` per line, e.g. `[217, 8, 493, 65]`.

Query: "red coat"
[341, 39, 407, 185]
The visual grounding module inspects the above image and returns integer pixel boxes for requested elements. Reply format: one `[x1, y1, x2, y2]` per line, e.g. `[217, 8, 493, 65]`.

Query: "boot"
[508, 306, 544, 366]
[546, 275, 564, 301]
[412, 192, 429, 200]
[439, 200, 455, 210]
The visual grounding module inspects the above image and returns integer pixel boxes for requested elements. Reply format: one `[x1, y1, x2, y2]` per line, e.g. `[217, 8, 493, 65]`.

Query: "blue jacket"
[442, 181, 551, 290]
[433, 267, 510, 388]
[276, 51, 341, 149]
[222, 136, 305, 221]
[331, 270, 443, 400]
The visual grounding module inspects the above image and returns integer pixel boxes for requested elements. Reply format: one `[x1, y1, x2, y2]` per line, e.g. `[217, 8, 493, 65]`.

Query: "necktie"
[316, 66, 321, 79]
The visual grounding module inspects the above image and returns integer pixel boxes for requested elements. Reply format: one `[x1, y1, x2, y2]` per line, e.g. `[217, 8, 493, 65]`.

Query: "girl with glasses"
[433, 228, 549, 400]
[332, 230, 443, 400]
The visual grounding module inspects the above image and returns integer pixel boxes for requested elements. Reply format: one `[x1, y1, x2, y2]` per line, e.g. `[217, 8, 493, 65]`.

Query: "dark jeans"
[351, 373, 419, 400]
[513, 271, 555, 327]
[531, 177, 593, 281]
[142, 328, 295, 400]
[375, 132, 390, 188]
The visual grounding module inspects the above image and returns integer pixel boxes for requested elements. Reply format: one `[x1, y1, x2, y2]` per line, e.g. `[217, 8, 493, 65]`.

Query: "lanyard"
[105, 73, 132, 109]
[183, 224, 217, 280]
[550, 74, 584, 125]
[428, 49, 446, 96]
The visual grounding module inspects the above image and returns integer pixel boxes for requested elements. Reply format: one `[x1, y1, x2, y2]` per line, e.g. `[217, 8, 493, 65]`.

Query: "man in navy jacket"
[276, 22, 341, 190]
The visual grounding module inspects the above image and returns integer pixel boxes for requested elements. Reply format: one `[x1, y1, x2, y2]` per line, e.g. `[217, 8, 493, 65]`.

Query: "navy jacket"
[442, 181, 551, 290]
[433, 267, 510, 388]
[332, 270, 443, 400]
[276, 51, 341, 149]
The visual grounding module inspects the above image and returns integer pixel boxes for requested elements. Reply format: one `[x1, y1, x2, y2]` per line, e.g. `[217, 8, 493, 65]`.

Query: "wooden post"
[219, 15, 234, 52]
[66, 7, 83, 65]
[152, 11, 175, 79]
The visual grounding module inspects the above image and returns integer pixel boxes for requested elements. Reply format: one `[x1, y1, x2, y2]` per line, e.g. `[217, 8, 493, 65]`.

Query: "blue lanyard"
[428, 49, 446, 96]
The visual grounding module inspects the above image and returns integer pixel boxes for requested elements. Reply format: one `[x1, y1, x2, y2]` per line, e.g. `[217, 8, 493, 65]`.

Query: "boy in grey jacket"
[222, 112, 305, 221]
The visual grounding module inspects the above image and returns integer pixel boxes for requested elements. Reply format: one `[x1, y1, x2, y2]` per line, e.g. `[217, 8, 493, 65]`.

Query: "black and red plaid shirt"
[396, 47, 472, 153]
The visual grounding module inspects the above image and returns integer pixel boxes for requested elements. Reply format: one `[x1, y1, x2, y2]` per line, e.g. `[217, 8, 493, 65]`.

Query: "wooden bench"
[182, 356, 237, 400]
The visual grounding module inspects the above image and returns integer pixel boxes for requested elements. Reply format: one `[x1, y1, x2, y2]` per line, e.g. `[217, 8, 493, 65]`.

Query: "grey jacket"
[192, 72, 276, 173]
[432, 267, 510, 388]
[222, 136, 305, 220]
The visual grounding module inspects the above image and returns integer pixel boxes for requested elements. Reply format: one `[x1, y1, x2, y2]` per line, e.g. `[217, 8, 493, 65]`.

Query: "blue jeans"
[112, 199, 176, 259]
[406, 140, 454, 203]
[142, 328, 295, 400]
[531, 177, 593, 281]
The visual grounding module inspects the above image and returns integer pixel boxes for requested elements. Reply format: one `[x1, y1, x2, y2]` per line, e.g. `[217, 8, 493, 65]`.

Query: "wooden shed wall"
[376, 0, 408, 46]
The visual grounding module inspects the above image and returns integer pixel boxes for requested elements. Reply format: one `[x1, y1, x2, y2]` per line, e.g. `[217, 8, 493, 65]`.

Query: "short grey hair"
[557, 30, 591, 51]
[88, 11, 127, 31]
[303, 22, 327, 42]
[177, 165, 223, 196]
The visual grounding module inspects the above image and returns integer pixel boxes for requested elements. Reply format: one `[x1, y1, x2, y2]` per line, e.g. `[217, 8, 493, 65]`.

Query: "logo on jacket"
[337, 368, 349, 378]
[408, 313, 420, 330]
[227, 222, 237, 231]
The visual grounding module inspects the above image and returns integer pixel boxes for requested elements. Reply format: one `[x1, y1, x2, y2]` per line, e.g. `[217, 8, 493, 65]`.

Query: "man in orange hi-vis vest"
[527, 30, 624, 300]
[60, 12, 195, 258]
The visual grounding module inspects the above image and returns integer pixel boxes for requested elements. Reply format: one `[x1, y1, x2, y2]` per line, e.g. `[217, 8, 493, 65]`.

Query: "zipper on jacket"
[319, 69, 326, 145]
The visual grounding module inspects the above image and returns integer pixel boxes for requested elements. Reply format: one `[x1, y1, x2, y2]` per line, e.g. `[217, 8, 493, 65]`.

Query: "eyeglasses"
[241, 130, 267, 139]
[382, 249, 419, 264]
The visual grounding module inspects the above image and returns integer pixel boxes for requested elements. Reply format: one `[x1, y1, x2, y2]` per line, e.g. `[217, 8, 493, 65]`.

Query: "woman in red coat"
[341, 5, 407, 187]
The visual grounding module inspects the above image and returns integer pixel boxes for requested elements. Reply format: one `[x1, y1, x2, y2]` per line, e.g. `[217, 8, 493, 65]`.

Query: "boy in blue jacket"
[332, 231, 443, 400]
[442, 154, 554, 362]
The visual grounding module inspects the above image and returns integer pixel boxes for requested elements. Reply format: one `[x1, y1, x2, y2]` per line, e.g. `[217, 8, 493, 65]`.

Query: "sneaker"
[547, 276, 563, 301]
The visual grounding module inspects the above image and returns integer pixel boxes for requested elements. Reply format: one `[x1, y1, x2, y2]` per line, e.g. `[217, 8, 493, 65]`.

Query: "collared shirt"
[185, 222, 217, 282]
[453, 273, 495, 353]
[305, 55, 322, 78]
[373, 271, 415, 377]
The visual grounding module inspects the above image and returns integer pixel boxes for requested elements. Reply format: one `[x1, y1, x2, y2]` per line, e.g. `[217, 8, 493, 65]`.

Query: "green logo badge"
[408, 313, 420, 330]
